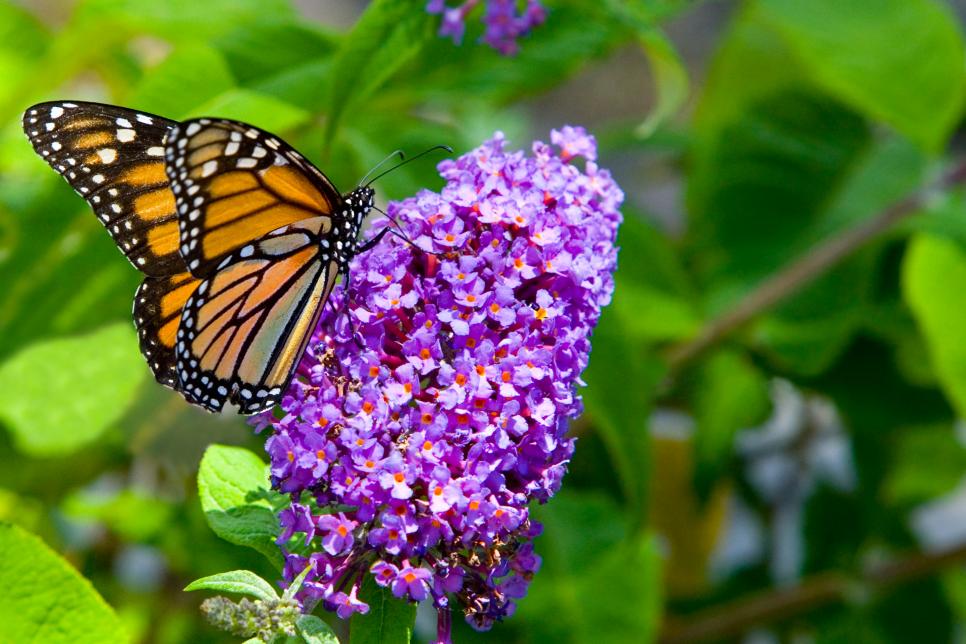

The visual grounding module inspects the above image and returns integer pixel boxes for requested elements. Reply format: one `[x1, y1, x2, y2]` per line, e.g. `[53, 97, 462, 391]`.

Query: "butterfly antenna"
[358, 149, 405, 187]
[364, 145, 453, 187]
[371, 205, 444, 257]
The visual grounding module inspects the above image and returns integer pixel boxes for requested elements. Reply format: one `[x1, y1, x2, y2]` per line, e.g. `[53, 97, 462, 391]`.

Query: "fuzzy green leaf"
[198, 444, 285, 570]
[185, 570, 279, 602]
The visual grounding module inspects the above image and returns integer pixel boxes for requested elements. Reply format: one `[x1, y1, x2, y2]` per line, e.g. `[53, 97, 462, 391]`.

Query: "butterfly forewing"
[22, 101, 185, 276]
[134, 271, 202, 386]
[176, 217, 340, 413]
[164, 118, 342, 277]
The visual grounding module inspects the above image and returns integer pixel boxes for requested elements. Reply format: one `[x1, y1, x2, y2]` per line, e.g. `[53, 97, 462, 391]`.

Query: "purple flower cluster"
[426, 0, 546, 55]
[256, 127, 622, 641]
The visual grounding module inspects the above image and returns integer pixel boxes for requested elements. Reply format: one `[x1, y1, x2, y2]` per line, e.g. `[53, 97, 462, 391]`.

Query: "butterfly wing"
[22, 101, 185, 276]
[164, 118, 343, 277]
[175, 217, 340, 413]
[134, 271, 202, 387]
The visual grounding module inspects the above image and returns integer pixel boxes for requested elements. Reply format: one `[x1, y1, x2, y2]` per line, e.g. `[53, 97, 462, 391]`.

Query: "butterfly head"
[345, 186, 375, 227]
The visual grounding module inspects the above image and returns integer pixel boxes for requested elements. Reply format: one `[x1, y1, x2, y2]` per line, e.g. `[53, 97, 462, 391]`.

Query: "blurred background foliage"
[1, 0, 966, 642]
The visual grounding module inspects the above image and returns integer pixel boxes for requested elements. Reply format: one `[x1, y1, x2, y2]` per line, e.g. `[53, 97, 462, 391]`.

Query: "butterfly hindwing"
[175, 217, 340, 413]
[23, 101, 185, 276]
[164, 118, 342, 277]
[134, 272, 202, 387]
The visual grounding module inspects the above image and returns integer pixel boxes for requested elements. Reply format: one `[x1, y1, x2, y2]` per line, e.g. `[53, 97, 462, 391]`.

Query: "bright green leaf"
[350, 574, 415, 644]
[127, 45, 236, 119]
[297, 615, 341, 644]
[198, 444, 285, 570]
[903, 234, 966, 417]
[185, 570, 279, 602]
[0, 322, 146, 455]
[757, 0, 966, 151]
[187, 90, 310, 135]
[0, 523, 126, 643]
[63, 487, 174, 542]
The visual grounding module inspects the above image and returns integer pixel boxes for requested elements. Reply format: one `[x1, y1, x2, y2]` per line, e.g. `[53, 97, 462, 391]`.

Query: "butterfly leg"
[336, 264, 366, 350]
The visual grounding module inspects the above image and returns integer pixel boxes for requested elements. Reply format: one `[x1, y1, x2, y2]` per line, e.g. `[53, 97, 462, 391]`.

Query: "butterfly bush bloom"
[255, 127, 622, 641]
[426, 0, 546, 55]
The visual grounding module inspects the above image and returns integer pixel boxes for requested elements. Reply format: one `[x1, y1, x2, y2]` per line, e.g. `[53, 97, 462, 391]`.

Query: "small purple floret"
[257, 127, 622, 640]
[426, 0, 546, 55]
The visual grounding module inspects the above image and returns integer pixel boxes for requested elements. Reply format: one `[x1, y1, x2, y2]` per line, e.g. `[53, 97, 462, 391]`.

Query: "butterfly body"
[23, 101, 376, 414]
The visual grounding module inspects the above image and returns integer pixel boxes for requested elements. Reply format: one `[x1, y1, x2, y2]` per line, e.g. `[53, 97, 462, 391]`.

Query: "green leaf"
[884, 424, 966, 505]
[127, 44, 236, 119]
[0, 523, 126, 643]
[198, 444, 286, 570]
[0, 322, 146, 455]
[692, 350, 770, 499]
[73, 0, 297, 42]
[756, 0, 966, 151]
[187, 89, 311, 134]
[350, 574, 415, 644]
[185, 570, 279, 602]
[582, 311, 664, 529]
[903, 234, 966, 417]
[636, 29, 689, 137]
[523, 492, 663, 644]
[63, 487, 174, 542]
[324, 0, 435, 150]
[297, 615, 340, 644]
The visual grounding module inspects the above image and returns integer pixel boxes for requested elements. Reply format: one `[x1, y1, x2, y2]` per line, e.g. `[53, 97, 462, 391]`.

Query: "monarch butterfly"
[22, 101, 435, 415]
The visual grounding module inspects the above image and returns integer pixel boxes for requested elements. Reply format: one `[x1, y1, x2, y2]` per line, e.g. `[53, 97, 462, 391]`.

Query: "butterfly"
[21, 100, 398, 414]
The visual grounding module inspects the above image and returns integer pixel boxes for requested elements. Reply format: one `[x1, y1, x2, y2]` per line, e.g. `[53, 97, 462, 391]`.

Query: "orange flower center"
[362, 401, 374, 414]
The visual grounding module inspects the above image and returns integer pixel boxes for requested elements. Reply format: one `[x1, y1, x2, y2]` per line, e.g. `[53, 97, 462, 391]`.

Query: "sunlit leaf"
[0, 523, 126, 643]
[185, 570, 279, 602]
[198, 444, 285, 570]
[0, 323, 146, 455]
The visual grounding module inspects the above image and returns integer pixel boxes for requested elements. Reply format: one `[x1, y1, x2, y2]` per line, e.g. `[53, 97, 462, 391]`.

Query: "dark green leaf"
[350, 574, 415, 644]
[523, 492, 662, 644]
[582, 311, 664, 528]
[0, 323, 146, 455]
[198, 444, 285, 570]
[692, 350, 770, 499]
[325, 0, 435, 150]
[0, 523, 126, 643]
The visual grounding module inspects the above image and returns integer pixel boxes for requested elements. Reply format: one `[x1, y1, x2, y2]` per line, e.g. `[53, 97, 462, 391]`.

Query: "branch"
[665, 160, 966, 371]
[659, 541, 966, 644]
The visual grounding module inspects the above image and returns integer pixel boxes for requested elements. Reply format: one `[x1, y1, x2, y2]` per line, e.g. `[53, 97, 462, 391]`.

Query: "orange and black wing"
[22, 101, 184, 276]
[174, 217, 340, 413]
[133, 271, 202, 387]
[164, 118, 342, 277]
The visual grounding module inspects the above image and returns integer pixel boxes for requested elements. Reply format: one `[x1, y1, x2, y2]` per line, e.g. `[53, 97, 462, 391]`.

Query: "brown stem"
[665, 160, 966, 371]
[660, 541, 966, 644]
